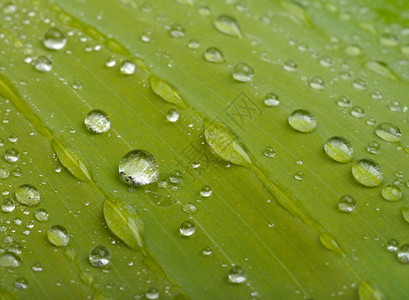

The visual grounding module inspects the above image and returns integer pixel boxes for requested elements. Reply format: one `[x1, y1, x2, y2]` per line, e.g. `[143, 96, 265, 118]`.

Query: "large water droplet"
[352, 159, 383, 187]
[34, 56, 52, 72]
[15, 184, 40, 206]
[89, 246, 111, 267]
[119, 150, 159, 186]
[43, 28, 67, 50]
[288, 109, 316, 133]
[1, 198, 15, 212]
[120, 60, 136, 75]
[166, 109, 179, 122]
[324, 136, 353, 163]
[5, 148, 20, 162]
[179, 220, 196, 236]
[84, 110, 111, 133]
[375, 122, 401, 143]
[338, 194, 356, 212]
[381, 185, 402, 202]
[228, 266, 246, 284]
[0, 252, 21, 268]
[214, 15, 242, 38]
[367, 141, 381, 154]
[232, 62, 254, 82]
[204, 47, 225, 63]
[47, 225, 69, 247]
[397, 244, 409, 263]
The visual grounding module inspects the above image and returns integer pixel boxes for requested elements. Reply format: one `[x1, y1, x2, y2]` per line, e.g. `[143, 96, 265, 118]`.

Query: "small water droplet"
[381, 185, 402, 202]
[366, 141, 381, 154]
[202, 246, 212, 256]
[338, 194, 356, 212]
[309, 76, 325, 90]
[145, 287, 159, 300]
[336, 96, 352, 108]
[198, 6, 212, 16]
[352, 159, 383, 187]
[179, 220, 196, 236]
[375, 122, 401, 143]
[200, 185, 212, 197]
[43, 28, 67, 50]
[89, 245, 111, 267]
[182, 203, 197, 214]
[388, 100, 401, 112]
[380, 33, 399, 47]
[120, 60, 136, 75]
[366, 117, 377, 126]
[345, 44, 363, 56]
[141, 29, 153, 43]
[4, 148, 20, 162]
[0, 252, 21, 268]
[204, 47, 225, 63]
[15, 184, 40, 206]
[351, 106, 364, 118]
[288, 109, 316, 133]
[169, 170, 183, 184]
[397, 244, 409, 263]
[352, 79, 367, 90]
[47, 225, 69, 247]
[283, 59, 298, 72]
[8, 134, 18, 143]
[119, 150, 159, 186]
[14, 277, 28, 290]
[72, 80, 83, 90]
[324, 136, 353, 163]
[232, 62, 254, 82]
[228, 266, 246, 284]
[264, 93, 280, 107]
[105, 57, 116, 68]
[34, 208, 49, 222]
[166, 109, 179, 122]
[264, 146, 276, 158]
[319, 55, 333, 67]
[170, 23, 185, 38]
[84, 109, 111, 133]
[34, 56, 52, 72]
[0, 167, 9, 179]
[31, 262, 43, 272]
[187, 39, 200, 49]
[386, 239, 399, 252]
[1, 198, 15, 212]
[294, 170, 304, 181]
[214, 15, 242, 38]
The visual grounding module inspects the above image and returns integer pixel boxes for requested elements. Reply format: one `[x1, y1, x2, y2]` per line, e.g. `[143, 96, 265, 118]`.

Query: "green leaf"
[359, 281, 387, 300]
[103, 198, 144, 249]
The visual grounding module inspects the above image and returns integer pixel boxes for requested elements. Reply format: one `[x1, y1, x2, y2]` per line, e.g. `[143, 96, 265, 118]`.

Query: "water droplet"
[15, 184, 40, 206]
[283, 59, 298, 72]
[381, 185, 402, 202]
[169, 170, 183, 184]
[338, 194, 356, 212]
[120, 60, 136, 75]
[141, 29, 153, 43]
[31, 262, 43, 272]
[179, 220, 196, 236]
[352, 79, 367, 90]
[4, 148, 20, 163]
[182, 203, 197, 214]
[105, 56, 116, 68]
[34, 56, 52, 72]
[319, 56, 333, 67]
[336, 96, 352, 108]
[14, 277, 28, 290]
[187, 39, 200, 49]
[380, 33, 399, 47]
[388, 100, 401, 112]
[214, 15, 242, 38]
[0, 252, 20, 268]
[345, 45, 363, 56]
[170, 23, 185, 38]
[119, 150, 159, 186]
[352, 159, 383, 187]
[324, 136, 353, 163]
[288, 109, 316, 133]
[366, 141, 381, 154]
[145, 287, 159, 300]
[166, 109, 179, 122]
[294, 170, 304, 181]
[8, 134, 18, 143]
[264, 146, 276, 158]
[34, 208, 49, 222]
[264, 93, 280, 107]
[232, 62, 254, 82]
[386, 239, 399, 252]
[228, 266, 246, 284]
[200, 185, 212, 197]
[366, 117, 377, 126]
[43, 28, 67, 50]
[0, 167, 9, 179]
[1, 198, 15, 212]
[351, 106, 365, 118]
[397, 244, 409, 263]
[309, 76, 325, 90]
[84, 109, 111, 133]
[47, 225, 69, 247]
[204, 47, 225, 63]
[89, 245, 111, 267]
[375, 122, 401, 143]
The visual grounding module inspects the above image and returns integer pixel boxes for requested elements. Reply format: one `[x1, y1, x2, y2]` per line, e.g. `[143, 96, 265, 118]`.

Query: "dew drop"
[401, 205, 409, 224]
[47, 225, 69, 247]
[14, 277, 28, 290]
[381, 185, 402, 202]
[388, 100, 401, 112]
[15, 184, 40, 206]
[264, 93, 280, 107]
[338, 194, 356, 212]
[232, 62, 254, 82]
[352, 79, 367, 90]
[169, 170, 183, 184]
[105, 57, 116, 68]
[375, 122, 401, 143]
[31, 262, 43, 272]
[366, 141, 380, 154]
[120, 60, 136, 75]
[166, 109, 179, 122]
[1, 198, 15, 212]
[119, 150, 159, 186]
[288, 109, 316, 133]
[0, 167, 10, 179]
[309, 76, 325, 90]
[204, 47, 225, 63]
[34, 56, 52, 72]
[264, 146, 276, 158]
[397, 244, 409, 264]
[179, 220, 196, 236]
[170, 23, 185, 38]
[84, 109, 111, 133]
[324, 136, 353, 163]
[228, 266, 246, 284]
[386, 239, 399, 252]
[352, 159, 383, 187]
[182, 203, 197, 214]
[89, 245, 111, 267]
[351, 106, 365, 118]
[145, 287, 159, 300]
[8, 134, 18, 143]
[200, 185, 212, 197]
[202, 246, 212, 256]
[0, 252, 21, 268]
[336, 96, 352, 108]
[283, 59, 298, 72]
[43, 28, 67, 50]
[345, 45, 363, 56]
[214, 15, 242, 38]
[34, 208, 49, 222]
[380, 33, 399, 47]
[187, 39, 200, 49]
[4, 148, 20, 162]
[294, 170, 304, 181]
